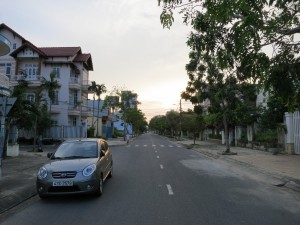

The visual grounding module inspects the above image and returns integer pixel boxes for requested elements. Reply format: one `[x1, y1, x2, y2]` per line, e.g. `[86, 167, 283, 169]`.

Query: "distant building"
[256, 90, 269, 109]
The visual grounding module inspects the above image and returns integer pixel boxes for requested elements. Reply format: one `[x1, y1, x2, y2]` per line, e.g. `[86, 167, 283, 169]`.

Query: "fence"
[293, 111, 300, 154]
[18, 125, 112, 140]
[18, 126, 84, 140]
[285, 111, 300, 155]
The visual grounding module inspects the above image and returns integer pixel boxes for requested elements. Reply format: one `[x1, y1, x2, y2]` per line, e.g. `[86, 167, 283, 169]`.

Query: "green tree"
[165, 110, 180, 137]
[158, 0, 296, 152]
[94, 84, 107, 136]
[123, 108, 148, 135]
[31, 88, 52, 151]
[158, 0, 300, 110]
[182, 54, 257, 152]
[88, 81, 97, 130]
[181, 111, 205, 144]
[5, 80, 52, 153]
[105, 95, 120, 114]
[149, 115, 167, 135]
[3, 80, 32, 158]
[41, 71, 60, 114]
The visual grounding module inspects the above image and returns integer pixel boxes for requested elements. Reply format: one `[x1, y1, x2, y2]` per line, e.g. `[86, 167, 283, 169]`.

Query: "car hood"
[44, 158, 98, 172]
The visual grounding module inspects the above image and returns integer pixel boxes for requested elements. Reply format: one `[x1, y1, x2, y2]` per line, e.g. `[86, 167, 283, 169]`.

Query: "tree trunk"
[3, 126, 10, 159]
[33, 116, 38, 152]
[96, 99, 100, 137]
[92, 95, 95, 135]
[223, 114, 230, 153]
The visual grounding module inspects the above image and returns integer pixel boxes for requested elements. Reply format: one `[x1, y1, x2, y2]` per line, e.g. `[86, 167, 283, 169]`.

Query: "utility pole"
[179, 98, 183, 140]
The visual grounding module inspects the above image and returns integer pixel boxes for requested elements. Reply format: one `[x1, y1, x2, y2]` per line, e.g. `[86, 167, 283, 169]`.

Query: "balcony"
[9, 74, 43, 87]
[67, 104, 92, 117]
[68, 104, 80, 116]
[50, 104, 61, 114]
[81, 106, 92, 117]
[82, 80, 93, 93]
[69, 77, 80, 90]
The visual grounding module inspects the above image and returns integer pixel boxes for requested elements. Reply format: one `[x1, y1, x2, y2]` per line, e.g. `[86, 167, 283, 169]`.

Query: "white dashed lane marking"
[166, 184, 174, 195]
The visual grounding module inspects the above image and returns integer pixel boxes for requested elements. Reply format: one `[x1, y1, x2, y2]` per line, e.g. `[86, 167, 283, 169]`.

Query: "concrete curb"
[0, 183, 36, 214]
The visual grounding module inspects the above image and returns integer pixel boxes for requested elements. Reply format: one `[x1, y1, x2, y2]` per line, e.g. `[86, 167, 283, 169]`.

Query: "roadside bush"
[113, 129, 123, 138]
[208, 134, 222, 140]
[87, 127, 95, 138]
[254, 129, 277, 143]
[17, 137, 34, 145]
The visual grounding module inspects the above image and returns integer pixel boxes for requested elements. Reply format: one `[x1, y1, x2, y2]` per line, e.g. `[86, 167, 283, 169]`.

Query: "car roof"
[63, 138, 106, 143]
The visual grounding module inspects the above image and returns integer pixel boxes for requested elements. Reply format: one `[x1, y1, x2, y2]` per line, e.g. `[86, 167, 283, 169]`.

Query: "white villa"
[0, 23, 93, 139]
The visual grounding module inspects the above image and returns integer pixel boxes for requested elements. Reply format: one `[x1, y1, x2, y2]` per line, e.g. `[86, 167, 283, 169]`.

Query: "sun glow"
[138, 80, 190, 121]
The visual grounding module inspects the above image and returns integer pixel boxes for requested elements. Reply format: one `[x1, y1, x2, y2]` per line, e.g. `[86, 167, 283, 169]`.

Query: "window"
[51, 65, 62, 78]
[5, 63, 11, 75]
[13, 43, 16, 49]
[26, 94, 35, 102]
[72, 117, 77, 126]
[24, 64, 38, 76]
[74, 91, 78, 105]
[52, 90, 59, 105]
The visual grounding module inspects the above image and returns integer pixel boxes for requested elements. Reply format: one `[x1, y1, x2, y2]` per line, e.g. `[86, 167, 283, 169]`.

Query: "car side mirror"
[47, 153, 53, 158]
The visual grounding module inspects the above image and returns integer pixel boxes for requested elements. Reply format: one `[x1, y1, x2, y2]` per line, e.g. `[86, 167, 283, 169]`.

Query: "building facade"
[0, 23, 93, 139]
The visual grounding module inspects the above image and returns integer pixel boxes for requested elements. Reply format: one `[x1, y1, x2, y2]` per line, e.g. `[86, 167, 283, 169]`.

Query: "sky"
[1, 0, 193, 121]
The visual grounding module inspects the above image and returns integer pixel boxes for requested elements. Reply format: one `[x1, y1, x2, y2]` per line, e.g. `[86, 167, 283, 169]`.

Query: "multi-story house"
[0, 23, 93, 139]
[0, 32, 11, 96]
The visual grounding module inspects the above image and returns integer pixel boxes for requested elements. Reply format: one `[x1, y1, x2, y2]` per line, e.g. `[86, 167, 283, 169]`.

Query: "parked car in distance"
[36, 138, 113, 198]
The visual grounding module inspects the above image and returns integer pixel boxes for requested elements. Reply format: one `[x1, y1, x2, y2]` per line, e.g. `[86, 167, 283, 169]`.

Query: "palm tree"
[88, 81, 97, 131]
[41, 71, 60, 114]
[94, 84, 107, 137]
[31, 88, 51, 152]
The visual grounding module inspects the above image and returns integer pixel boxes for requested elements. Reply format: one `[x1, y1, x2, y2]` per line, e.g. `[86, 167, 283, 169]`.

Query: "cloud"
[1, 0, 192, 121]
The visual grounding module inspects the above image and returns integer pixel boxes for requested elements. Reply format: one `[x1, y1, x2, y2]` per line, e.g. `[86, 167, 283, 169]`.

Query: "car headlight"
[83, 164, 96, 177]
[37, 167, 48, 179]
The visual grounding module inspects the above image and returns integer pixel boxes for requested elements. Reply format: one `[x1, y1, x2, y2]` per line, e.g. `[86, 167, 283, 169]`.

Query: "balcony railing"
[69, 77, 80, 89]
[70, 77, 79, 84]
[68, 104, 92, 117]
[10, 74, 43, 81]
[82, 80, 92, 93]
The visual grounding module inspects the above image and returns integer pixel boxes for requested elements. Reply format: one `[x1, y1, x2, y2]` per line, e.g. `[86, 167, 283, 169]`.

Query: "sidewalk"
[175, 138, 300, 192]
[0, 138, 126, 214]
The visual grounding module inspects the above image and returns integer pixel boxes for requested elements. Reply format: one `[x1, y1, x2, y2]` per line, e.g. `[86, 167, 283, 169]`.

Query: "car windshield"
[53, 141, 98, 159]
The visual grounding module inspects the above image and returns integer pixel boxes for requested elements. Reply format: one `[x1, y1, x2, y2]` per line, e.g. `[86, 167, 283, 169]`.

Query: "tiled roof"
[39, 47, 82, 57]
[1, 24, 93, 70]
[73, 53, 91, 62]
[0, 23, 27, 43]
[10, 42, 47, 57]
[74, 53, 93, 71]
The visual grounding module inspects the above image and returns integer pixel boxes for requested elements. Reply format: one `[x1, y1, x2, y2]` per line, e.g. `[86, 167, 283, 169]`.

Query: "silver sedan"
[36, 138, 113, 198]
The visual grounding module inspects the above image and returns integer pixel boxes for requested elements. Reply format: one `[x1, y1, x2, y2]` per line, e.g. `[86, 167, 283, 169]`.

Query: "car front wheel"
[95, 175, 103, 197]
[108, 163, 113, 178]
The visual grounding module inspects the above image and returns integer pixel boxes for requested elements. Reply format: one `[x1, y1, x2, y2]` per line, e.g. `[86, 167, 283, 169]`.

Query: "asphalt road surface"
[1, 133, 300, 225]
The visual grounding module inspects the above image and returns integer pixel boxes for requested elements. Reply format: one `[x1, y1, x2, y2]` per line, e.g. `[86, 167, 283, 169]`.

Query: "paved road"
[1, 133, 300, 225]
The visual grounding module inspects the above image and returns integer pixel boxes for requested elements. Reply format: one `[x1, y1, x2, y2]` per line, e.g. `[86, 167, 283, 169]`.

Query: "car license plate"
[52, 180, 73, 186]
